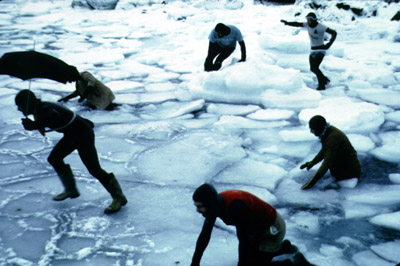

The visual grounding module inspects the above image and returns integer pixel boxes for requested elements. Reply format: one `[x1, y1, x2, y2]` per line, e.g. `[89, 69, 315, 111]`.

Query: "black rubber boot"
[53, 164, 80, 201]
[100, 173, 128, 214]
[276, 240, 298, 256]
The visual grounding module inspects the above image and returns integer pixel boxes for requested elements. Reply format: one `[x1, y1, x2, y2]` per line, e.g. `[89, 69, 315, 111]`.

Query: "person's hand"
[301, 183, 313, 190]
[58, 97, 67, 103]
[301, 182, 314, 190]
[301, 175, 318, 190]
[300, 162, 313, 170]
[21, 118, 37, 130]
[280, 19, 288, 25]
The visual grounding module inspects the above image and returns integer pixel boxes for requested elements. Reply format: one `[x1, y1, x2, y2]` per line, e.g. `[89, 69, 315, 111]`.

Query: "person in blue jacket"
[15, 89, 127, 214]
[204, 23, 246, 71]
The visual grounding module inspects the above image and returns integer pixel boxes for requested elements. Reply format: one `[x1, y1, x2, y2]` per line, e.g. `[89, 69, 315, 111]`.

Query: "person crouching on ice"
[300, 115, 361, 190]
[15, 90, 127, 214]
[204, 23, 246, 72]
[58, 71, 116, 110]
[191, 183, 315, 266]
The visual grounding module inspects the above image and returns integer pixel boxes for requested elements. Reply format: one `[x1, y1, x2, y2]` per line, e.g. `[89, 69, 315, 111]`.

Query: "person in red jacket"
[191, 183, 314, 266]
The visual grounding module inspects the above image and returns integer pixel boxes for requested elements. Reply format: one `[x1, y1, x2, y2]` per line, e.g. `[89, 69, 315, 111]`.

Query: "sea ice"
[370, 211, 400, 231]
[370, 240, 400, 263]
[352, 250, 393, 266]
[299, 97, 385, 133]
[214, 158, 287, 191]
[388, 173, 400, 184]
[344, 184, 400, 205]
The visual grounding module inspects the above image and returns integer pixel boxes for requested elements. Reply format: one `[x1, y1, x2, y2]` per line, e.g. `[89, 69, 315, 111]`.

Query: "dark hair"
[193, 183, 219, 217]
[305, 12, 317, 20]
[15, 89, 37, 114]
[309, 115, 327, 136]
[215, 23, 230, 36]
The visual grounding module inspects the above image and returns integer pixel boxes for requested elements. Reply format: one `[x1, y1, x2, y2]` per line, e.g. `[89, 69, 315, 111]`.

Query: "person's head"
[15, 89, 37, 116]
[309, 115, 327, 137]
[215, 23, 230, 38]
[193, 183, 219, 218]
[305, 12, 318, 26]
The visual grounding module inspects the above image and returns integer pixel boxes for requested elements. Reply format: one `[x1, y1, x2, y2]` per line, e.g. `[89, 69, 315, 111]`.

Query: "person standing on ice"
[191, 183, 315, 266]
[58, 71, 116, 110]
[300, 115, 361, 190]
[281, 12, 337, 90]
[204, 23, 246, 71]
[15, 90, 127, 214]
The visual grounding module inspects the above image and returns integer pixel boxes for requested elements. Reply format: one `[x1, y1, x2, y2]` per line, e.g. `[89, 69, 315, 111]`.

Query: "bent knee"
[47, 155, 60, 167]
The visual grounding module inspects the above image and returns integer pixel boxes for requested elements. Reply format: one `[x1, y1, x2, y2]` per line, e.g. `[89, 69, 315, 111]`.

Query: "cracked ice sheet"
[131, 130, 246, 186]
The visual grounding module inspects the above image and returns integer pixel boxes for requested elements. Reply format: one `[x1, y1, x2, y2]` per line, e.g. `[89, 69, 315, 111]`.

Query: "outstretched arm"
[280, 20, 303, 27]
[191, 217, 216, 266]
[58, 90, 79, 102]
[238, 40, 246, 62]
[302, 141, 339, 190]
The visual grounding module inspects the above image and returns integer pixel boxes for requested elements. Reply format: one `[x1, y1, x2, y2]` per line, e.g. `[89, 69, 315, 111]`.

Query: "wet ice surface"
[1, 0, 400, 265]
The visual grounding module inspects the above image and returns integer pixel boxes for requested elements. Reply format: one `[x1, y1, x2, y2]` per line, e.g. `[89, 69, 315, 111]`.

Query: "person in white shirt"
[281, 12, 337, 90]
[204, 23, 246, 71]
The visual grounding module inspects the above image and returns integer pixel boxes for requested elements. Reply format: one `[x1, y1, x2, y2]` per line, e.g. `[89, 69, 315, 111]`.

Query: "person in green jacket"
[300, 115, 361, 190]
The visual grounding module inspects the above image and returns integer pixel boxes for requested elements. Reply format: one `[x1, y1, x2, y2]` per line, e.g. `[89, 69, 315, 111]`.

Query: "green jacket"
[303, 126, 361, 189]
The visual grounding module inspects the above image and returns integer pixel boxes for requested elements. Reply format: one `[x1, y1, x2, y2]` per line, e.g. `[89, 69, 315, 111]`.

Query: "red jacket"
[220, 190, 277, 235]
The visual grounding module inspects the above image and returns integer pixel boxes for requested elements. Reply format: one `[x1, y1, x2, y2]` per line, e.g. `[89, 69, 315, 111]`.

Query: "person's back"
[34, 101, 76, 132]
[76, 71, 115, 109]
[219, 190, 277, 234]
[322, 126, 361, 180]
[204, 23, 246, 71]
[209, 25, 243, 48]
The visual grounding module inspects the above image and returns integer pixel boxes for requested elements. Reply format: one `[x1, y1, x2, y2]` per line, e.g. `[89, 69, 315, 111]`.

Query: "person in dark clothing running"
[191, 183, 315, 266]
[15, 90, 127, 214]
[281, 12, 337, 90]
[204, 23, 246, 71]
[300, 115, 361, 190]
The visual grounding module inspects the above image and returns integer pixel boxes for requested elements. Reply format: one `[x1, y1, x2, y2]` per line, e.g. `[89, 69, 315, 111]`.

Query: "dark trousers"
[309, 52, 328, 88]
[204, 42, 235, 71]
[237, 226, 292, 266]
[238, 241, 272, 266]
[47, 118, 109, 183]
[238, 241, 293, 266]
